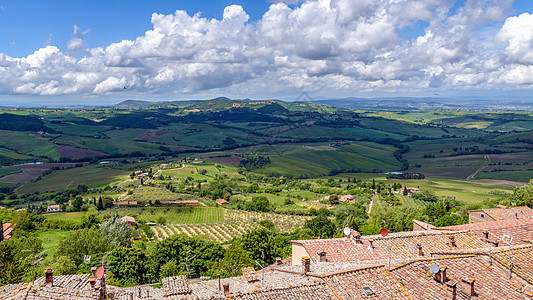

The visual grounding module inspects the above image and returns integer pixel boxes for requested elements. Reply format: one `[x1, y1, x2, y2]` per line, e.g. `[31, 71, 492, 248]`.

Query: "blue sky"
[1, 0, 533, 104]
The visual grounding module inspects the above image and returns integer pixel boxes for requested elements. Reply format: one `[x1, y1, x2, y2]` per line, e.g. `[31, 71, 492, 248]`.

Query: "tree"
[146, 235, 224, 282]
[510, 180, 533, 207]
[304, 215, 336, 238]
[12, 210, 34, 235]
[244, 196, 270, 212]
[100, 217, 132, 247]
[73, 196, 83, 212]
[212, 245, 254, 277]
[0, 240, 23, 285]
[57, 227, 109, 266]
[372, 179, 376, 189]
[329, 194, 339, 205]
[240, 228, 280, 265]
[81, 207, 101, 229]
[160, 261, 181, 278]
[109, 246, 148, 286]
[97, 197, 104, 211]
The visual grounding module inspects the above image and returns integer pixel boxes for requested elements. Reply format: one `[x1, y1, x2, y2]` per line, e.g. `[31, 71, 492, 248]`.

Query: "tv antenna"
[185, 250, 196, 279]
[255, 260, 266, 282]
[502, 231, 513, 279]
[22, 249, 46, 284]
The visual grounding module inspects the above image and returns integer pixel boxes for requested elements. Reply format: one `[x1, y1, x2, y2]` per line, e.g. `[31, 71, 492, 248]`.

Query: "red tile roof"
[440, 218, 533, 245]
[216, 198, 229, 205]
[481, 206, 533, 221]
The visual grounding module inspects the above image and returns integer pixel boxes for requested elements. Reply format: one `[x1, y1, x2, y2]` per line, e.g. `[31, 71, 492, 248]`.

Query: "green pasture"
[33, 229, 76, 257]
[475, 170, 533, 183]
[0, 168, 21, 178]
[108, 207, 224, 224]
[16, 167, 126, 194]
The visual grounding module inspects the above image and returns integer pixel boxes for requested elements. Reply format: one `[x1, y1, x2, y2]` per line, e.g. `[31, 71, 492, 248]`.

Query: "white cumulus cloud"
[0, 0, 531, 98]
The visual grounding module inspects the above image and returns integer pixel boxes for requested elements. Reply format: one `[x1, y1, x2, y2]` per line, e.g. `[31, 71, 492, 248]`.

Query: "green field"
[16, 166, 126, 194]
[33, 229, 77, 257]
[108, 207, 224, 224]
[475, 170, 533, 183]
[0, 168, 21, 178]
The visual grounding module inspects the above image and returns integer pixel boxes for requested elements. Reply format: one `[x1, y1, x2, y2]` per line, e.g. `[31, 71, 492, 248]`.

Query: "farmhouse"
[338, 195, 354, 202]
[120, 216, 135, 226]
[216, 198, 229, 206]
[46, 205, 62, 213]
[113, 201, 138, 207]
[160, 200, 198, 206]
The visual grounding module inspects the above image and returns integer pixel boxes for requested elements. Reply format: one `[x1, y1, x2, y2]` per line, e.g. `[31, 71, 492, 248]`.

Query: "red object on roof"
[380, 228, 389, 237]
[96, 267, 104, 280]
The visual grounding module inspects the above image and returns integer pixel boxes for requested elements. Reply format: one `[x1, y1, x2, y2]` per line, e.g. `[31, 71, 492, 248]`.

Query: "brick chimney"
[91, 267, 97, 278]
[89, 278, 96, 289]
[417, 244, 424, 256]
[449, 236, 456, 247]
[434, 267, 447, 284]
[302, 256, 311, 273]
[367, 239, 374, 250]
[318, 251, 327, 262]
[223, 283, 230, 295]
[354, 233, 363, 244]
[460, 278, 475, 296]
[276, 257, 282, 265]
[45, 268, 54, 286]
[446, 282, 457, 300]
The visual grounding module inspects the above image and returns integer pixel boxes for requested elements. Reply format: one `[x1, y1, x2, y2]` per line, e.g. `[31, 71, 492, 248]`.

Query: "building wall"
[291, 243, 310, 266]
[469, 211, 495, 224]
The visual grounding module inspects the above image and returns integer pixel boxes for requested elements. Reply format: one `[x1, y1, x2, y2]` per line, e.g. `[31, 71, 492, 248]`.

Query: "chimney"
[354, 233, 363, 244]
[302, 256, 311, 273]
[446, 282, 457, 300]
[417, 244, 424, 256]
[482, 231, 489, 241]
[318, 251, 327, 262]
[276, 257, 282, 265]
[223, 283, 230, 295]
[367, 239, 374, 250]
[460, 278, 475, 296]
[449, 236, 457, 247]
[45, 268, 54, 286]
[434, 267, 447, 284]
[91, 267, 97, 278]
[89, 278, 96, 289]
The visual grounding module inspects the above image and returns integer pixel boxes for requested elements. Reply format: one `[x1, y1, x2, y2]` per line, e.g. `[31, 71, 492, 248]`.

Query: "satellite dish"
[429, 263, 440, 274]
[96, 267, 105, 280]
[344, 227, 351, 236]
[380, 228, 389, 237]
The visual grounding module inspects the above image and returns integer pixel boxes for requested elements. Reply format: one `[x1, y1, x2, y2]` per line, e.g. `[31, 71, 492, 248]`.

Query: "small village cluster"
[1, 205, 533, 299]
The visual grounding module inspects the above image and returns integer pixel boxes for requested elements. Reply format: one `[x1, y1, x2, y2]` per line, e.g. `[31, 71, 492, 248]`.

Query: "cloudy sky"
[1, 0, 533, 104]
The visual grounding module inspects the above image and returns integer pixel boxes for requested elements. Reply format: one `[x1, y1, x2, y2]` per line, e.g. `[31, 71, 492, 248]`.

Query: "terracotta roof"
[392, 255, 528, 299]
[216, 198, 229, 205]
[441, 218, 533, 245]
[293, 238, 389, 263]
[413, 219, 436, 230]
[120, 216, 135, 223]
[294, 231, 486, 263]
[481, 206, 533, 221]
[235, 281, 332, 299]
[324, 264, 411, 299]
